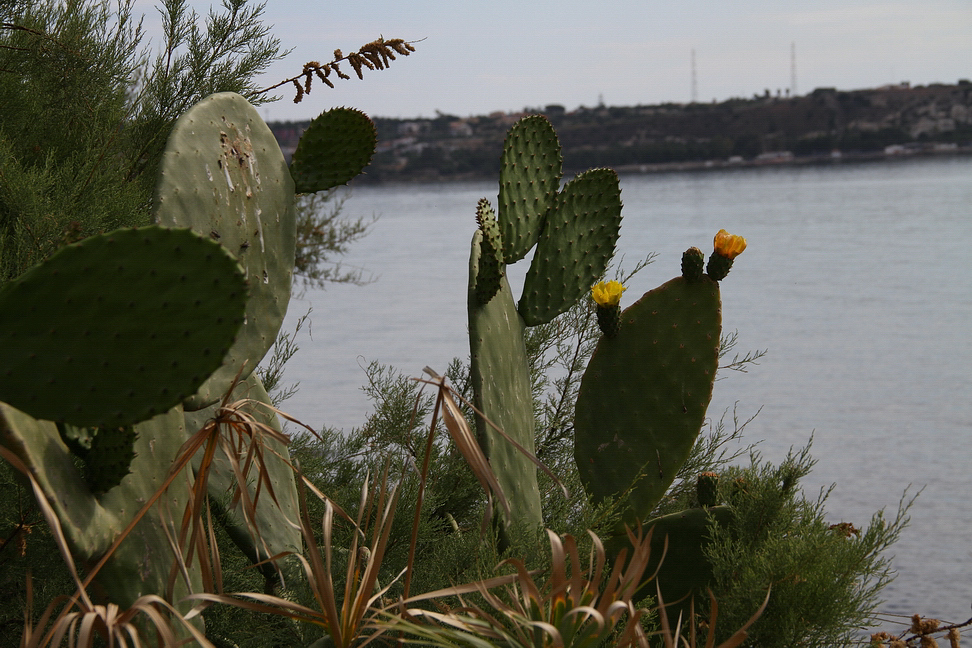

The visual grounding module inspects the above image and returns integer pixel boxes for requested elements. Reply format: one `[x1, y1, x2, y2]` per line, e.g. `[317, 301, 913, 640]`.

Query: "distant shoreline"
[343, 146, 972, 186]
[607, 145, 972, 176]
[274, 81, 972, 184]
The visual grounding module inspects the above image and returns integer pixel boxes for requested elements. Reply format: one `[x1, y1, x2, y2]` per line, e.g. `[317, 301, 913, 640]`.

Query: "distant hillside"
[270, 81, 972, 182]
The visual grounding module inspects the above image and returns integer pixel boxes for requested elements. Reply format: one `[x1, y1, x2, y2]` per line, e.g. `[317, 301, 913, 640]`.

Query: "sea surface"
[277, 155, 972, 628]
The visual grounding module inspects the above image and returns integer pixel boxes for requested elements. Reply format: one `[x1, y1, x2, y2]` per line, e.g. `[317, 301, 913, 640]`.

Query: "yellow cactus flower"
[713, 229, 747, 259]
[591, 280, 625, 307]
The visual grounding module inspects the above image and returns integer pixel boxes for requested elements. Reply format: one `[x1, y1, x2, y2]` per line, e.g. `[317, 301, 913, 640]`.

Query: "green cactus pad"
[153, 92, 296, 410]
[0, 226, 247, 428]
[574, 275, 721, 525]
[595, 303, 623, 338]
[0, 403, 203, 611]
[497, 115, 562, 263]
[184, 373, 301, 570]
[290, 107, 377, 193]
[681, 247, 705, 282]
[518, 168, 623, 326]
[697, 471, 720, 507]
[474, 198, 506, 304]
[468, 231, 542, 530]
[706, 251, 734, 281]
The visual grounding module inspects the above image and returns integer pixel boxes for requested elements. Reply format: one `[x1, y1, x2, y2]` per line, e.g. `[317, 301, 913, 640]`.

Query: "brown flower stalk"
[257, 37, 419, 103]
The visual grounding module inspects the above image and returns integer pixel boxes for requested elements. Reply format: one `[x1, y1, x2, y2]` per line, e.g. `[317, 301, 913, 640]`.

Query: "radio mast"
[790, 42, 797, 97]
[691, 49, 698, 103]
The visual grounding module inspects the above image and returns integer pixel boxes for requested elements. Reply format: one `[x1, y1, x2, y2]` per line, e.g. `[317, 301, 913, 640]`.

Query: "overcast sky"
[132, 0, 972, 122]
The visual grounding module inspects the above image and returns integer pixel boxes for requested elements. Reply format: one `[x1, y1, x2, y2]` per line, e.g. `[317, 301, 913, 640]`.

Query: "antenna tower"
[691, 49, 697, 103]
[790, 42, 797, 97]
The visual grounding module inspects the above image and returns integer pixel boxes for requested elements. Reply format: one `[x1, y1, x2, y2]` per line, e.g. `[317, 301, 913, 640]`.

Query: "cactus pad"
[681, 247, 705, 282]
[518, 168, 623, 326]
[0, 403, 202, 609]
[290, 107, 377, 193]
[153, 92, 296, 409]
[638, 506, 732, 628]
[497, 115, 562, 263]
[574, 276, 722, 525]
[473, 198, 506, 304]
[468, 231, 542, 530]
[0, 226, 247, 428]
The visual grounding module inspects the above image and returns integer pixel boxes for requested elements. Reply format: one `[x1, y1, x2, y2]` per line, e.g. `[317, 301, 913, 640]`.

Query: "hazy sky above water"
[132, 0, 972, 122]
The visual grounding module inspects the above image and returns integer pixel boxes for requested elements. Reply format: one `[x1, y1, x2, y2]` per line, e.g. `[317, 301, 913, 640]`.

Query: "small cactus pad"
[595, 303, 622, 338]
[697, 471, 720, 507]
[681, 247, 705, 282]
[706, 252, 734, 281]
[468, 231, 543, 530]
[290, 107, 377, 193]
[0, 403, 203, 609]
[518, 168, 623, 326]
[153, 92, 296, 409]
[474, 198, 505, 304]
[497, 115, 562, 263]
[0, 226, 247, 428]
[574, 275, 721, 525]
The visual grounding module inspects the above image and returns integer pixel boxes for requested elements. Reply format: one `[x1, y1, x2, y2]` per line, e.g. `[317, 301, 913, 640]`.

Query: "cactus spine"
[469, 116, 623, 532]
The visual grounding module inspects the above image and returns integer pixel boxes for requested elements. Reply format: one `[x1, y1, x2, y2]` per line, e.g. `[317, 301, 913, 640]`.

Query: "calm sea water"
[278, 155, 972, 626]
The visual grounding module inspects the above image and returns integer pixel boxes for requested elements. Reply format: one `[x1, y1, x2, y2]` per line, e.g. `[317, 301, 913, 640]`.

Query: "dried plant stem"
[256, 37, 419, 103]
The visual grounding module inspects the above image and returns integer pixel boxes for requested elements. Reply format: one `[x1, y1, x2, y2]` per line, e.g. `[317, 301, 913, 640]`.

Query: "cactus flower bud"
[591, 281, 625, 338]
[707, 229, 747, 281]
[591, 280, 625, 307]
[713, 229, 747, 260]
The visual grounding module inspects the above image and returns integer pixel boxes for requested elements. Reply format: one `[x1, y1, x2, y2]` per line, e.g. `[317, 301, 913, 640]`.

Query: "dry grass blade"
[3, 442, 213, 646]
[708, 586, 770, 648]
[654, 580, 771, 648]
[423, 368, 569, 500]
[419, 367, 512, 519]
[192, 468, 403, 648]
[2, 368, 309, 646]
[174, 369, 323, 596]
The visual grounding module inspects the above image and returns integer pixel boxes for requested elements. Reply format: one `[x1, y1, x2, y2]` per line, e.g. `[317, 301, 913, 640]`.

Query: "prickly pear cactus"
[153, 92, 296, 410]
[0, 226, 247, 428]
[517, 168, 623, 326]
[468, 231, 542, 529]
[469, 116, 623, 532]
[631, 505, 733, 629]
[0, 224, 253, 615]
[496, 115, 561, 263]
